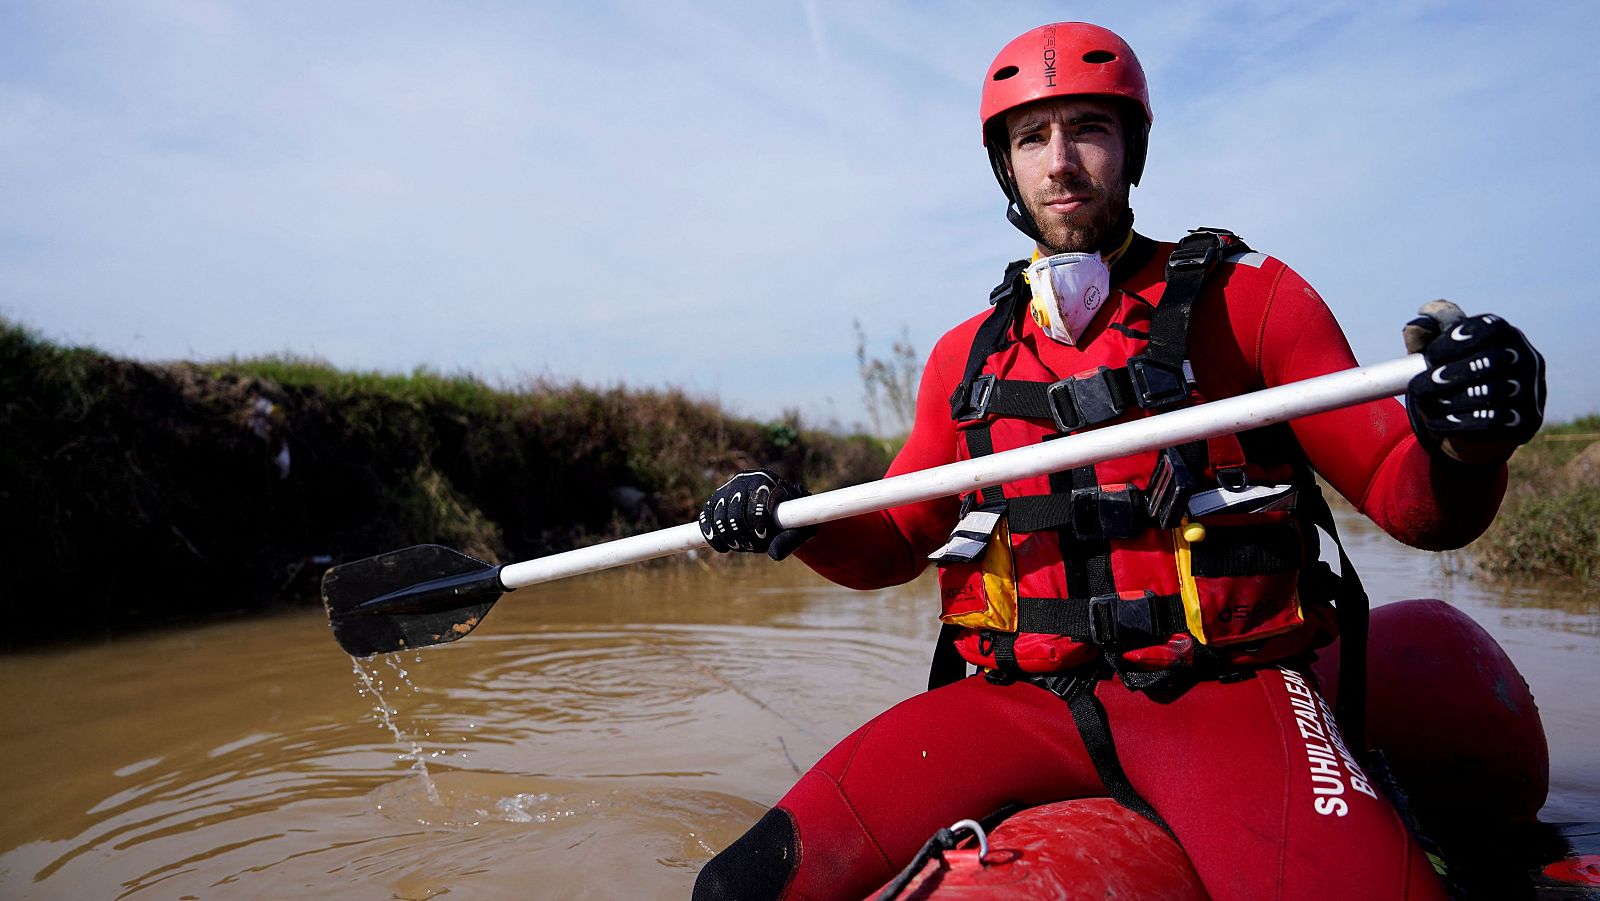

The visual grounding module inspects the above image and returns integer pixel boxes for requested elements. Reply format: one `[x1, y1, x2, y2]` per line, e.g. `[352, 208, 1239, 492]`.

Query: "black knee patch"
[693, 807, 800, 901]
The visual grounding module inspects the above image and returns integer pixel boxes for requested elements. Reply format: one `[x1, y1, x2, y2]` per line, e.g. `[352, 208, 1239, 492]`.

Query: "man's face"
[1003, 97, 1129, 254]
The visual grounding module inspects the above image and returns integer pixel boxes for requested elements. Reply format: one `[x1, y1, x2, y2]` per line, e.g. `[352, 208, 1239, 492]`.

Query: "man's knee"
[693, 807, 801, 901]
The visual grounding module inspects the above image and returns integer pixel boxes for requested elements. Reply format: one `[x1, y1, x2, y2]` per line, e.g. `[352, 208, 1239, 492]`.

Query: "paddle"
[322, 354, 1425, 657]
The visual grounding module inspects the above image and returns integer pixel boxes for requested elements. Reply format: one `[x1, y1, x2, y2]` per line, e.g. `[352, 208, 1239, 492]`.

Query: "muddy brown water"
[2, 510, 1596, 899]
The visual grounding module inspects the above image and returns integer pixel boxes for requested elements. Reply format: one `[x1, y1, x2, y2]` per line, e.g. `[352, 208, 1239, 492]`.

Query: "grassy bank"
[0, 320, 891, 646]
[1467, 416, 1600, 584]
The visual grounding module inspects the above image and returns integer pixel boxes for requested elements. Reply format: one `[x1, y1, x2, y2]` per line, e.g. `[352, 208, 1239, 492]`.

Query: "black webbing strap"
[968, 368, 1137, 429]
[1363, 750, 1460, 894]
[1058, 465, 1116, 599]
[975, 380, 1058, 420]
[1300, 481, 1371, 752]
[1015, 593, 1186, 644]
[1125, 229, 1250, 411]
[988, 631, 1018, 670]
[1004, 494, 1076, 532]
[1038, 671, 1174, 835]
[927, 623, 967, 691]
[1143, 230, 1244, 369]
[961, 427, 1006, 506]
[1175, 439, 1208, 477]
[1007, 487, 1149, 536]
[950, 259, 1029, 419]
[1189, 524, 1304, 576]
[1015, 596, 1093, 637]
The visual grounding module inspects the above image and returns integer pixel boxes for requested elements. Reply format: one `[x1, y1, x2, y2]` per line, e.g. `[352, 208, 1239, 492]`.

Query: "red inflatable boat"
[872, 600, 1599, 900]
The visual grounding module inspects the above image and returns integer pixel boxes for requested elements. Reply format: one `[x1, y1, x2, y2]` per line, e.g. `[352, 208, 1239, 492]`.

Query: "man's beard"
[1024, 176, 1130, 255]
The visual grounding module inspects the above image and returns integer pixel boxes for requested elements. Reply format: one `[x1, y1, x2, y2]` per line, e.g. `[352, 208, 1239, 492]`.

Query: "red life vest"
[934, 229, 1342, 678]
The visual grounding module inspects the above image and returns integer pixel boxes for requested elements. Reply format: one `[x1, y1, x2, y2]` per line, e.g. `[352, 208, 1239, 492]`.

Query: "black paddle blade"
[321, 544, 506, 657]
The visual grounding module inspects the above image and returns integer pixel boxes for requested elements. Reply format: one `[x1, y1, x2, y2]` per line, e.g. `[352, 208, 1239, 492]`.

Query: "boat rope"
[878, 818, 989, 901]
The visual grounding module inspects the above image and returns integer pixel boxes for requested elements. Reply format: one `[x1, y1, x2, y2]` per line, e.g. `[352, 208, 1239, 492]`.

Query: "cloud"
[2, 0, 1596, 427]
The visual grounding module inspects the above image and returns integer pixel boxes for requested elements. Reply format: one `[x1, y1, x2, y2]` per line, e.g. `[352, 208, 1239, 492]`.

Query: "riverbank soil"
[1, 322, 890, 647]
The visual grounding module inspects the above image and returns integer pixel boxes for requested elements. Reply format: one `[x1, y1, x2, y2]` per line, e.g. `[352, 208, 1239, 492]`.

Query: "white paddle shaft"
[498, 354, 1425, 591]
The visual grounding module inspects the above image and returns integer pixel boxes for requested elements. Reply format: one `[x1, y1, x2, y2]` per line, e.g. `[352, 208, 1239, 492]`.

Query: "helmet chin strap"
[988, 136, 1047, 246]
[1006, 199, 1046, 245]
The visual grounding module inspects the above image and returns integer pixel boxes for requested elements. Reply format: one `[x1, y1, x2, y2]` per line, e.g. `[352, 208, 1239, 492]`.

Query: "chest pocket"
[1174, 507, 1306, 646]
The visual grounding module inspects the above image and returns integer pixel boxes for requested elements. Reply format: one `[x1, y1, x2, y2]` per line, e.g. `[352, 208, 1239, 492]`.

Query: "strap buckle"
[1146, 446, 1198, 529]
[1045, 366, 1125, 433]
[1127, 355, 1193, 410]
[1087, 590, 1161, 650]
[1070, 484, 1144, 539]
[1167, 230, 1224, 271]
[956, 374, 997, 422]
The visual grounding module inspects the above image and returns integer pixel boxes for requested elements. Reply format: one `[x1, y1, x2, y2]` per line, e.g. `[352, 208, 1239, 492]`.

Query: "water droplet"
[348, 653, 441, 802]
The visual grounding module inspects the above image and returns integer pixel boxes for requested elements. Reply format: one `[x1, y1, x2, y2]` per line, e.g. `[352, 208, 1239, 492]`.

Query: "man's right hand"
[699, 470, 817, 560]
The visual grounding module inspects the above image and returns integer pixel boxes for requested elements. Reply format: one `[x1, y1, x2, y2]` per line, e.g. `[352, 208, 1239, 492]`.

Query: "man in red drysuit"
[693, 22, 1546, 901]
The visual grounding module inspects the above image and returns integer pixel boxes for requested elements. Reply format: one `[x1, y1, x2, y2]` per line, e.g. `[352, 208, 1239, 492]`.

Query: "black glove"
[1403, 300, 1545, 464]
[698, 470, 817, 560]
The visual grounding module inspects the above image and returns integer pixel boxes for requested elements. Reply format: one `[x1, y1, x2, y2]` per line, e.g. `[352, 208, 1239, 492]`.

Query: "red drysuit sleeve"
[1253, 265, 1506, 550]
[792, 331, 972, 588]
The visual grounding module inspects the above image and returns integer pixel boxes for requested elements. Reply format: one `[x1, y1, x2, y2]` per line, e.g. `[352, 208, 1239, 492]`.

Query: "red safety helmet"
[981, 23, 1151, 240]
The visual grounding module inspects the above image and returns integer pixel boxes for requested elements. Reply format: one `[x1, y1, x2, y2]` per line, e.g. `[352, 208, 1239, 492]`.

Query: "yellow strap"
[1102, 229, 1135, 268]
[1172, 520, 1209, 643]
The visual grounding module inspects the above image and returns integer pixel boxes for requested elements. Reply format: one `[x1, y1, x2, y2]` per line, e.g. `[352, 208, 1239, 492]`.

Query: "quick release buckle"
[1087, 590, 1161, 650]
[1070, 484, 1143, 539]
[1146, 447, 1198, 529]
[1045, 366, 1125, 433]
[956, 374, 997, 422]
[1127, 355, 1193, 410]
[1167, 231, 1222, 270]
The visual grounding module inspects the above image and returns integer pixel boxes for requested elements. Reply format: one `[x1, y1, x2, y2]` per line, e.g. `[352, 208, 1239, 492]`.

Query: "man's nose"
[1046, 132, 1081, 180]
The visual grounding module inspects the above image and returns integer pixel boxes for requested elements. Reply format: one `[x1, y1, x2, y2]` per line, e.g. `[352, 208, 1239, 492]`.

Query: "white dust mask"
[1027, 251, 1112, 346]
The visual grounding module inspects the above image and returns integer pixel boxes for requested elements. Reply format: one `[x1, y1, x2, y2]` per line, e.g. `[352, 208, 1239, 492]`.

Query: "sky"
[3, 0, 1598, 430]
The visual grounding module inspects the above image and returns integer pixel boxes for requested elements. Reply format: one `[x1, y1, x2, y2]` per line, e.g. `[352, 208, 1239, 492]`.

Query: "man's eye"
[1015, 133, 1044, 147]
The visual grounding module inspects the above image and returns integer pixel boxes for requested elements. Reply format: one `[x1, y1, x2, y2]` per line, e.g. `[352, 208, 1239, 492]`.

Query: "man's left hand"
[1403, 300, 1546, 465]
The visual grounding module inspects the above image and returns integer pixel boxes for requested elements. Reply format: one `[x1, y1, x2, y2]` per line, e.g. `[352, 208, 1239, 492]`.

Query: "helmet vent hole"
[1082, 50, 1117, 64]
[992, 65, 1019, 81]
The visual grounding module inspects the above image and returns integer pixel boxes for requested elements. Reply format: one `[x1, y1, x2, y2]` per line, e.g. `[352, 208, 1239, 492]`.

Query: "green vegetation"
[1468, 416, 1600, 584]
[8, 312, 1588, 646]
[0, 320, 891, 646]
